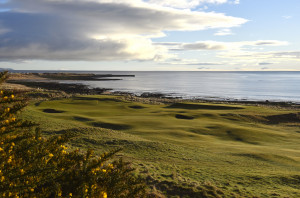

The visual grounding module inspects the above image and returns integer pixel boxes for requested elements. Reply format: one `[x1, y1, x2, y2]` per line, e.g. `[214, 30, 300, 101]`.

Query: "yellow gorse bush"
[0, 71, 147, 198]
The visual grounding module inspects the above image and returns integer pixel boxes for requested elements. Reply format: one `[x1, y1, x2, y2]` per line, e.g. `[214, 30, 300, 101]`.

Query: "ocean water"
[79, 71, 300, 102]
[13, 71, 300, 102]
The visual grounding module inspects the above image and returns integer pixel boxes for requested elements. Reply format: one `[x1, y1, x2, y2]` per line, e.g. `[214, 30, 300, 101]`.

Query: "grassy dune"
[21, 95, 300, 197]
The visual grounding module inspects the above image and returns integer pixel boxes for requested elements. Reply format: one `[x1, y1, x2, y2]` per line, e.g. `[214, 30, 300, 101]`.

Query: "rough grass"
[21, 95, 300, 197]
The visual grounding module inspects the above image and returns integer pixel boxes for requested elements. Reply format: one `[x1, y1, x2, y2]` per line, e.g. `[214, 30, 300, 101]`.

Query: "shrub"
[0, 71, 147, 198]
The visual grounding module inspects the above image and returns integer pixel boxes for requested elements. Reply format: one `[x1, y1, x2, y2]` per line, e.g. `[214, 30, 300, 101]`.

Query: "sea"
[10, 71, 300, 103]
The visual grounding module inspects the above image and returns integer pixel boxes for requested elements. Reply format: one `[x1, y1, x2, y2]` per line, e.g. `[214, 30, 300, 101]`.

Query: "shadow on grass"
[265, 113, 300, 124]
[175, 114, 194, 120]
[129, 105, 146, 109]
[166, 103, 244, 110]
[73, 116, 94, 122]
[225, 131, 259, 145]
[221, 113, 300, 125]
[35, 101, 43, 107]
[42, 109, 65, 113]
[91, 121, 132, 130]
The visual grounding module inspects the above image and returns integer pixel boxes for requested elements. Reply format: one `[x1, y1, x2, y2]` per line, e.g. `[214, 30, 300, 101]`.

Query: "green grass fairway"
[22, 95, 300, 197]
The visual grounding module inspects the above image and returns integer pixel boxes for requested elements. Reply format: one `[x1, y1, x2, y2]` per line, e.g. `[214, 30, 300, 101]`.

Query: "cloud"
[232, 0, 239, 4]
[0, 35, 169, 61]
[158, 41, 228, 51]
[162, 58, 223, 66]
[157, 40, 290, 67]
[0, 21, 10, 35]
[259, 62, 273, 66]
[146, 0, 228, 9]
[214, 28, 234, 36]
[191, 62, 222, 65]
[253, 40, 288, 46]
[182, 41, 227, 50]
[282, 15, 292, 19]
[177, 61, 223, 66]
[156, 40, 288, 51]
[0, 0, 9, 4]
[272, 51, 300, 58]
[0, 0, 247, 62]
[219, 51, 300, 63]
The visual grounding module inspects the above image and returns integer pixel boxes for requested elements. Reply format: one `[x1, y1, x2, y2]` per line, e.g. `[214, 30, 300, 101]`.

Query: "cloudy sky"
[0, 0, 299, 71]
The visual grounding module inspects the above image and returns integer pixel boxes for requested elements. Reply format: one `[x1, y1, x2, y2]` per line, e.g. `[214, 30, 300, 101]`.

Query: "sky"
[0, 0, 299, 71]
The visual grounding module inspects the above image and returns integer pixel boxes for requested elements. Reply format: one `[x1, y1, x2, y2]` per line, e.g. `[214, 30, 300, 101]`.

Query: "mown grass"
[21, 95, 300, 197]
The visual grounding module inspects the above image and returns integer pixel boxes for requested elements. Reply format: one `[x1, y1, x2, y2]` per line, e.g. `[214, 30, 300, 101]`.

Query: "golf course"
[21, 94, 300, 197]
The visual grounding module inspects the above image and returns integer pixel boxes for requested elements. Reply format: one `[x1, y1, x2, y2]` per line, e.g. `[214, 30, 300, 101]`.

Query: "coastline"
[3, 72, 300, 108]
[4, 72, 300, 197]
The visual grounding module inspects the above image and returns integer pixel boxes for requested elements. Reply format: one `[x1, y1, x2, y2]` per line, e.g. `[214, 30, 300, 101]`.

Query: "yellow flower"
[102, 169, 106, 173]
[11, 117, 16, 122]
[11, 142, 15, 146]
[69, 193, 72, 197]
[3, 96, 8, 100]
[85, 188, 88, 193]
[101, 191, 107, 198]
[11, 94, 14, 99]
[1, 176, 5, 182]
[30, 188, 34, 192]
[5, 108, 10, 113]
[5, 120, 9, 124]
[0, 90, 3, 94]
[58, 192, 62, 197]
[49, 153, 54, 158]
[20, 169, 24, 175]
[108, 164, 114, 169]
[0, 147, 3, 152]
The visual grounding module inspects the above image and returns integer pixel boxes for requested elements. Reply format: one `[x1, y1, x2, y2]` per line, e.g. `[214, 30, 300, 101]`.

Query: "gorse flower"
[101, 191, 107, 198]
[0, 71, 147, 198]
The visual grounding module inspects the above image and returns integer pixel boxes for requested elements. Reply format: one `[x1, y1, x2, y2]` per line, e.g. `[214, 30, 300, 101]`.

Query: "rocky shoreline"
[4, 72, 300, 108]
[32, 72, 135, 81]
[8, 80, 111, 95]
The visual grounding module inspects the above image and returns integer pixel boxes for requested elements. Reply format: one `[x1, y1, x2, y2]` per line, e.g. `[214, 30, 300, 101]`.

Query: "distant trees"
[0, 71, 147, 198]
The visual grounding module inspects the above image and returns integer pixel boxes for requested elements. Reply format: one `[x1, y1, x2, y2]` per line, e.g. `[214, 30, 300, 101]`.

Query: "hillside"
[22, 95, 300, 197]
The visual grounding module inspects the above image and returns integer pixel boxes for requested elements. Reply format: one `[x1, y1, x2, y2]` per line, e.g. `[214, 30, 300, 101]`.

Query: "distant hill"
[0, 68, 14, 71]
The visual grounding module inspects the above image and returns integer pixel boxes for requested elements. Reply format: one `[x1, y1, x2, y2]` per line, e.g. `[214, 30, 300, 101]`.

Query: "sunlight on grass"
[22, 95, 300, 197]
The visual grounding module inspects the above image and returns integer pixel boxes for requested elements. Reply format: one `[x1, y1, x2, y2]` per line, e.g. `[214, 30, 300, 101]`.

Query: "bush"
[0, 71, 147, 198]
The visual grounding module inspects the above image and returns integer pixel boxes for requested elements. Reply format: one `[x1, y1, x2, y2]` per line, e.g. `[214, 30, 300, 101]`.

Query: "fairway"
[22, 95, 300, 197]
